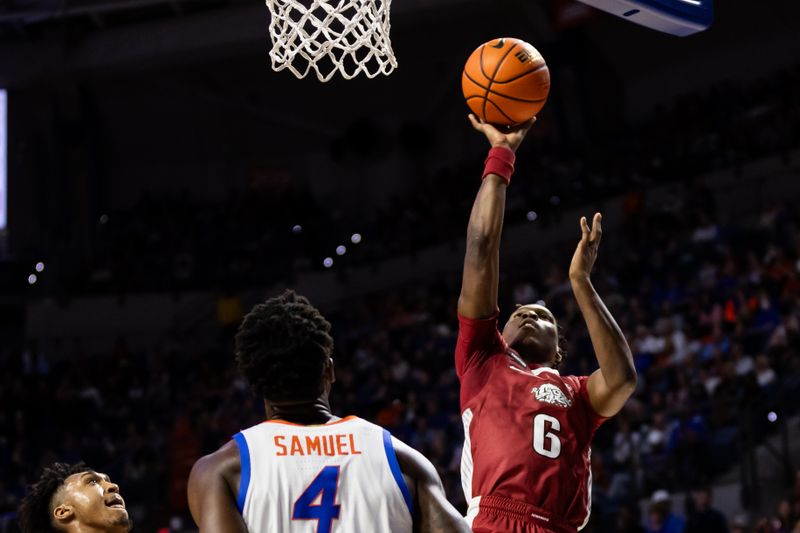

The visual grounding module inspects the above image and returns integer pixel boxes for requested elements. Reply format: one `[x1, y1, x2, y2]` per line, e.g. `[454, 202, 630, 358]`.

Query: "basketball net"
[266, 0, 398, 82]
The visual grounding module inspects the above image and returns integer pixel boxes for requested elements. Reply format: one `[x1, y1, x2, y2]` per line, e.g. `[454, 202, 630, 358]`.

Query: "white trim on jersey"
[506, 349, 528, 368]
[531, 366, 560, 376]
[465, 496, 482, 526]
[577, 447, 593, 531]
[460, 408, 474, 503]
[508, 365, 561, 377]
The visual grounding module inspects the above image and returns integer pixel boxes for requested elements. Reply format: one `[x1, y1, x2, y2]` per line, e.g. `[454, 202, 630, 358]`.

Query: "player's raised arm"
[393, 438, 471, 533]
[458, 114, 536, 319]
[188, 442, 249, 533]
[570, 213, 637, 417]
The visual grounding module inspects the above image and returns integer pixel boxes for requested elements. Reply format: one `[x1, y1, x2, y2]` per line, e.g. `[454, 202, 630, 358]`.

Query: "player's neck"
[264, 398, 336, 425]
[65, 523, 126, 533]
[509, 347, 553, 369]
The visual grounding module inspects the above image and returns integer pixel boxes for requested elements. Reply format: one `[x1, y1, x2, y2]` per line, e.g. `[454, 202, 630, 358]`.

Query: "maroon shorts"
[470, 495, 577, 533]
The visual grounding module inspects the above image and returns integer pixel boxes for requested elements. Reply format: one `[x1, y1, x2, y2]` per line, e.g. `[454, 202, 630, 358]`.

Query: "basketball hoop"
[265, 0, 398, 82]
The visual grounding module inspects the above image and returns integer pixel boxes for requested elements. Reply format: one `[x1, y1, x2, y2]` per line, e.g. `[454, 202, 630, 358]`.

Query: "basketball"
[462, 37, 550, 126]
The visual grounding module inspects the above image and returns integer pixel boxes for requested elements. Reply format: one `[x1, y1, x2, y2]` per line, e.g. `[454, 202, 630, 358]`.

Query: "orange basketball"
[462, 38, 550, 126]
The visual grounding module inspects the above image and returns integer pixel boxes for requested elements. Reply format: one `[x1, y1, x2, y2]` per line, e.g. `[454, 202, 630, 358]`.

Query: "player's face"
[502, 304, 559, 365]
[54, 471, 131, 532]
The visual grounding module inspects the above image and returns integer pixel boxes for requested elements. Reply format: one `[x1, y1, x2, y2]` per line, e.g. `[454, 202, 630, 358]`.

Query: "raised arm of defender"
[458, 115, 536, 319]
[570, 213, 637, 417]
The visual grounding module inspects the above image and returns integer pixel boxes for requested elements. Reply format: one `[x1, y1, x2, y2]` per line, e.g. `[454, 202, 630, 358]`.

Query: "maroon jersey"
[456, 312, 606, 532]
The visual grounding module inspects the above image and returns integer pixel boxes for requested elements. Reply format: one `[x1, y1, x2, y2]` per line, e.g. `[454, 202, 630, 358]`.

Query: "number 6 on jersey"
[532, 414, 561, 459]
[292, 466, 341, 533]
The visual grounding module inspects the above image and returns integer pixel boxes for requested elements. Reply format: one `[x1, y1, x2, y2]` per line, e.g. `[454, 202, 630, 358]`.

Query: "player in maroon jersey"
[455, 114, 637, 533]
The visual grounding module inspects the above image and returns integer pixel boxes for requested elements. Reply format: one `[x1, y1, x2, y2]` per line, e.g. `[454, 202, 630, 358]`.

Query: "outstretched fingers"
[580, 216, 590, 243]
[517, 116, 537, 132]
[469, 114, 536, 134]
[590, 212, 602, 243]
[468, 114, 486, 132]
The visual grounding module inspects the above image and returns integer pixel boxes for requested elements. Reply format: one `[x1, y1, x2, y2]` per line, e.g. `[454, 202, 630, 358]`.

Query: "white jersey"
[233, 416, 413, 533]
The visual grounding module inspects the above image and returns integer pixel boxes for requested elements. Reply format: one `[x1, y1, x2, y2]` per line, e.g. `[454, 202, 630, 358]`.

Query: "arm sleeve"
[455, 311, 507, 379]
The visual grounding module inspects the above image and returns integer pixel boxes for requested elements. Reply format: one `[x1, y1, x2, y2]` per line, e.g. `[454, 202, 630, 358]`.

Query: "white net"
[266, 0, 398, 82]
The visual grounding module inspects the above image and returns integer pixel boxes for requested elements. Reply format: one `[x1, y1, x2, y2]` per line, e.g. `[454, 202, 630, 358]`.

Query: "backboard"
[576, 0, 713, 36]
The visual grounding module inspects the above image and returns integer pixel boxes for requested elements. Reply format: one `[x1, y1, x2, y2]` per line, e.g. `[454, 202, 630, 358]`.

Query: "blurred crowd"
[64, 64, 800, 295]
[2, 172, 800, 532]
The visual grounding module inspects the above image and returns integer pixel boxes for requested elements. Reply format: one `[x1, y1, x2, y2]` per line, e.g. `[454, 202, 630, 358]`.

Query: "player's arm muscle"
[570, 214, 636, 418]
[459, 115, 535, 319]
[187, 441, 249, 533]
[393, 439, 471, 533]
[580, 281, 636, 417]
[459, 173, 506, 319]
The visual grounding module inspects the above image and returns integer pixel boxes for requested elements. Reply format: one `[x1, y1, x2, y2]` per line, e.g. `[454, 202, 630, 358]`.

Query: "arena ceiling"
[0, 0, 796, 90]
[0, 0, 796, 135]
[0, 0, 486, 83]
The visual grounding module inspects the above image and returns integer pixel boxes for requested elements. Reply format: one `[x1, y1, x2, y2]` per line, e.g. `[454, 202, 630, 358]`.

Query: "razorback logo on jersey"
[531, 383, 572, 408]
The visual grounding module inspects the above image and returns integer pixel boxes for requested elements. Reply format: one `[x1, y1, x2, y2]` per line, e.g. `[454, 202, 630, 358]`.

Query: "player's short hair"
[18, 462, 90, 533]
[235, 289, 334, 402]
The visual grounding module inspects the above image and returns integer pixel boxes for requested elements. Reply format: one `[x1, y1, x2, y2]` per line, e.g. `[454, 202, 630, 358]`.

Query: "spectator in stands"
[49, 64, 800, 294]
[754, 354, 777, 389]
[646, 490, 686, 533]
[754, 518, 776, 533]
[617, 502, 646, 533]
[729, 516, 747, 533]
[776, 499, 793, 532]
[685, 486, 728, 533]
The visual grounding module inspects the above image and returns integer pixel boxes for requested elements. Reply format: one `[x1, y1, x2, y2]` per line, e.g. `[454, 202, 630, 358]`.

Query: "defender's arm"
[393, 438, 471, 533]
[188, 441, 249, 533]
[570, 214, 637, 417]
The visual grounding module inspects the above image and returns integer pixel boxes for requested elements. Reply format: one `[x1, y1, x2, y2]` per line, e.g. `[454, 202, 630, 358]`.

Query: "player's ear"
[53, 503, 75, 525]
[326, 357, 335, 384]
[554, 341, 568, 368]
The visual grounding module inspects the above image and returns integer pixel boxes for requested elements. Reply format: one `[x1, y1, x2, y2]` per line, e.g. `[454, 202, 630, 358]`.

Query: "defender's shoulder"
[190, 440, 241, 492]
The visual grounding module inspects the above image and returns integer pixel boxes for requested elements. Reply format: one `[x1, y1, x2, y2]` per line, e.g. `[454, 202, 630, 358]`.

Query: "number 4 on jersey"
[292, 466, 341, 533]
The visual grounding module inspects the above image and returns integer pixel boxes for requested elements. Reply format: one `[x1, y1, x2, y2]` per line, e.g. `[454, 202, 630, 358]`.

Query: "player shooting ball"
[455, 113, 637, 533]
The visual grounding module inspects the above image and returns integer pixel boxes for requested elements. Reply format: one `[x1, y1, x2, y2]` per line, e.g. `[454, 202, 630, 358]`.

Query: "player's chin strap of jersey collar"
[507, 348, 556, 372]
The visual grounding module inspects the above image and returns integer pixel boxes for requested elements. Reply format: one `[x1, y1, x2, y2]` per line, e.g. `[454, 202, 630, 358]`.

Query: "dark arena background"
[1, 0, 800, 531]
